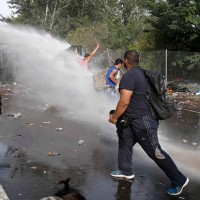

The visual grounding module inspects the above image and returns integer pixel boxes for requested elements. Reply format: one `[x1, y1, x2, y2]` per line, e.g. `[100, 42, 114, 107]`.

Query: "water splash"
[0, 22, 111, 122]
[1, 22, 198, 182]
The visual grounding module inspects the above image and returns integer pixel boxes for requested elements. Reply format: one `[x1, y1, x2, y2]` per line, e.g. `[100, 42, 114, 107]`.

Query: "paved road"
[0, 85, 200, 200]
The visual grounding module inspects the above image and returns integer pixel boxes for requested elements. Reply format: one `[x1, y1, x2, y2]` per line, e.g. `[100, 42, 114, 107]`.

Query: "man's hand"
[109, 114, 118, 124]
[108, 89, 132, 125]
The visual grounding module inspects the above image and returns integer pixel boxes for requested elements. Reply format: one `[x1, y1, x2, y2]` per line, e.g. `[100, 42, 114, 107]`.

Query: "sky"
[0, 0, 13, 17]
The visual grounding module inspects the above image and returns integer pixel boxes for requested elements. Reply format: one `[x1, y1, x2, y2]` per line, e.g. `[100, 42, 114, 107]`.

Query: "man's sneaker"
[110, 169, 135, 180]
[167, 177, 189, 196]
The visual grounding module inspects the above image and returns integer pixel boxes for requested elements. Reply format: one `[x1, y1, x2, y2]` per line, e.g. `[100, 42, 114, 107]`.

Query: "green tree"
[63, 0, 148, 50]
[5, 0, 105, 33]
[145, 0, 200, 51]
[4, 0, 148, 50]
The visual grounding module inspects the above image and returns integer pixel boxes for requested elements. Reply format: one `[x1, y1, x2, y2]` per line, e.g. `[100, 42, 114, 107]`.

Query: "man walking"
[108, 50, 189, 196]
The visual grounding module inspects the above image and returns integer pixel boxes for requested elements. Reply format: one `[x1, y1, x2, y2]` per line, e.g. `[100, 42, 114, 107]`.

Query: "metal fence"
[92, 50, 200, 83]
[0, 43, 19, 82]
[0, 44, 200, 84]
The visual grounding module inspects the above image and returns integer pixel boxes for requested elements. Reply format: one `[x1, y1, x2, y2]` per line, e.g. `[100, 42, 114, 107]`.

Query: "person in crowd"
[105, 58, 123, 96]
[79, 44, 100, 70]
[108, 50, 189, 196]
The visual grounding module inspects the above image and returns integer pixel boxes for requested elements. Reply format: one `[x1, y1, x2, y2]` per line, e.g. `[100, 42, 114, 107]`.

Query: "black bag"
[136, 67, 174, 120]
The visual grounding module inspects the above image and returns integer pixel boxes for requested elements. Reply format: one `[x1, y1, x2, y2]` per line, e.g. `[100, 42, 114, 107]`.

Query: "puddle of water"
[0, 143, 9, 160]
[0, 142, 18, 180]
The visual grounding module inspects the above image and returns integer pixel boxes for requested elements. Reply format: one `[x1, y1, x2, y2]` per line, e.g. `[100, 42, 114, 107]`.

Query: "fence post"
[0, 50, 3, 81]
[165, 49, 168, 84]
[106, 48, 112, 67]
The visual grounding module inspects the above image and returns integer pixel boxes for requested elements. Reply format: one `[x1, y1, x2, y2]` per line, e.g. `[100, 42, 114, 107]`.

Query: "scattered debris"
[26, 122, 34, 126]
[3, 88, 12, 96]
[166, 81, 200, 112]
[172, 93, 178, 97]
[173, 101, 184, 111]
[6, 112, 21, 118]
[192, 142, 198, 146]
[78, 140, 85, 145]
[48, 152, 60, 156]
[183, 140, 187, 143]
[56, 128, 63, 131]
[30, 166, 37, 170]
[167, 83, 190, 93]
[42, 121, 51, 124]
[169, 93, 200, 112]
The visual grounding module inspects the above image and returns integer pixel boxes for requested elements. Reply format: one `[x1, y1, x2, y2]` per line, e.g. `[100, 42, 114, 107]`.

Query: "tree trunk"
[44, 0, 49, 22]
[50, 0, 58, 31]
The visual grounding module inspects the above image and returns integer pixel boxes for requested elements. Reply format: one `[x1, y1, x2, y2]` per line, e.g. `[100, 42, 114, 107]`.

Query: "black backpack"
[135, 67, 175, 120]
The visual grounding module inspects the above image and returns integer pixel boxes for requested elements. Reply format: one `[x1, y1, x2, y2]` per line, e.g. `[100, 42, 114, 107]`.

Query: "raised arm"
[87, 43, 100, 62]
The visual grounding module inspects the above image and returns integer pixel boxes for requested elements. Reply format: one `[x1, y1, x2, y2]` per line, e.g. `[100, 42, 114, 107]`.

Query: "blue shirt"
[119, 66, 151, 118]
[106, 66, 118, 87]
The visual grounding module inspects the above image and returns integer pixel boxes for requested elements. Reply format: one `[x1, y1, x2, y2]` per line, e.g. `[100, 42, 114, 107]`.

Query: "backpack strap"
[132, 68, 153, 116]
[133, 66, 149, 96]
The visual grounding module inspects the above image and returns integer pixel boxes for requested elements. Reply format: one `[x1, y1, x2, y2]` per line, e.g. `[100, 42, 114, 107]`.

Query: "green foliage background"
[2, 0, 199, 52]
[1, 0, 200, 79]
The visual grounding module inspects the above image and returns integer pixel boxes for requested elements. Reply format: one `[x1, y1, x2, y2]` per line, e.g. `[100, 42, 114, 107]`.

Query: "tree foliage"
[3, 0, 147, 50]
[145, 0, 200, 51]
[1, 0, 200, 52]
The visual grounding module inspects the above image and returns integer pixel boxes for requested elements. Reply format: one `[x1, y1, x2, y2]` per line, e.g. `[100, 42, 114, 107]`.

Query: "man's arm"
[109, 89, 133, 124]
[109, 70, 119, 85]
[87, 43, 100, 62]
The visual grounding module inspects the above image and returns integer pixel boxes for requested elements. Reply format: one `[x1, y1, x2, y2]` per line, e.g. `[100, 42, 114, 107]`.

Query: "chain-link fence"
[1, 44, 200, 84]
[0, 43, 19, 83]
[92, 50, 200, 84]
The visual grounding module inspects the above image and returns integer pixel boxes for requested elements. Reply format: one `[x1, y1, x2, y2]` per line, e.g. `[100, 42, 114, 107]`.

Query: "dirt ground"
[168, 92, 200, 112]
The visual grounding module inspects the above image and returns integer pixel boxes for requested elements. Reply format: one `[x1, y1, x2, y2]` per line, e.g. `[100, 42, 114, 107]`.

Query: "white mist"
[0, 22, 113, 123]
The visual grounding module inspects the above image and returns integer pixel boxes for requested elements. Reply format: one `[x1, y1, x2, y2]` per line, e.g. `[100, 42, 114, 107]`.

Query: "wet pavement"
[0, 86, 200, 200]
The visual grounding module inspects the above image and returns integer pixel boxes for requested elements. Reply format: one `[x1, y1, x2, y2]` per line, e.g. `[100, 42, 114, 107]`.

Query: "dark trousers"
[117, 114, 186, 187]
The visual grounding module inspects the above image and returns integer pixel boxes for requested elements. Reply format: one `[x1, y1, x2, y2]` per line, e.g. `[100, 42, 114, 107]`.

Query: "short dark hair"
[84, 53, 90, 59]
[114, 58, 123, 65]
[124, 50, 139, 64]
